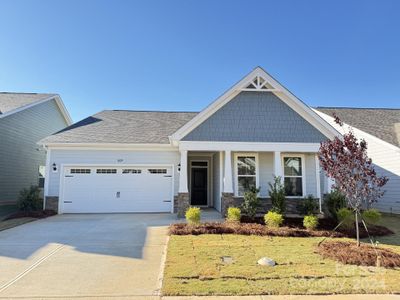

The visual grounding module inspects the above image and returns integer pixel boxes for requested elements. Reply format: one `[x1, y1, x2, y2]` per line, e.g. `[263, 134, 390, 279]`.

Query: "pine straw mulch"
[4, 209, 56, 221]
[316, 241, 400, 268]
[169, 222, 345, 238]
[242, 216, 394, 238]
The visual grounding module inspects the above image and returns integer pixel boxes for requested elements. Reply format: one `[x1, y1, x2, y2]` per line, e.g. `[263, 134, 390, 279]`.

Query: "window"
[71, 169, 91, 174]
[122, 169, 142, 174]
[38, 166, 45, 188]
[283, 156, 304, 197]
[191, 161, 208, 167]
[148, 168, 167, 174]
[235, 155, 257, 196]
[96, 169, 117, 174]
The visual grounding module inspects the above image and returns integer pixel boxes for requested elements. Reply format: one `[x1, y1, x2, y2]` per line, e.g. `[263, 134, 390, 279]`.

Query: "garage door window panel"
[96, 169, 117, 174]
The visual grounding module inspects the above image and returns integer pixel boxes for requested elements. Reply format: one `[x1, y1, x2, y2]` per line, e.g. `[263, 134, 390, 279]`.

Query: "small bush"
[185, 207, 201, 225]
[362, 209, 382, 225]
[226, 207, 241, 223]
[303, 215, 319, 230]
[297, 195, 319, 216]
[268, 176, 286, 214]
[337, 208, 354, 229]
[264, 211, 284, 228]
[324, 190, 346, 221]
[18, 185, 43, 212]
[241, 187, 260, 219]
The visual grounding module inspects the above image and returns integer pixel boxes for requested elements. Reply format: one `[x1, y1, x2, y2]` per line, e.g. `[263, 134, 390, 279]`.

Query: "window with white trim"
[148, 169, 167, 174]
[96, 169, 117, 174]
[71, 169, 91, 174]
[283, 156, 303, 197]
[122, 169, 142, 174]
[236, 155, 257, 196]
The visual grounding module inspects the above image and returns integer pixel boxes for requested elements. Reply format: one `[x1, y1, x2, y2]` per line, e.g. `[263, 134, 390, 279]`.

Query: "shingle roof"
[0, 92, 56, 114]
[40, 110, 198, 144]
[315, 107, 400, 147]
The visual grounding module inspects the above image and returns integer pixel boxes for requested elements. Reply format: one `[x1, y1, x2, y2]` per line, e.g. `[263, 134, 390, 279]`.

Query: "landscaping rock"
[257, 257, 276, 266]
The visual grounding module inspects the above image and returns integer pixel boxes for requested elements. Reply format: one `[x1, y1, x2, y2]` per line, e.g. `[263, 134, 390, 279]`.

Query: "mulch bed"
[4, 209, 56, 221]
[316, 241, 400, 268]
[169, 222, 345, 238]
[241, 216, 394, 238]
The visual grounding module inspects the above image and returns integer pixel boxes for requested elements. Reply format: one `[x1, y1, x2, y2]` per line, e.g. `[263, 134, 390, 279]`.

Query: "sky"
[0, 0, 399, 122]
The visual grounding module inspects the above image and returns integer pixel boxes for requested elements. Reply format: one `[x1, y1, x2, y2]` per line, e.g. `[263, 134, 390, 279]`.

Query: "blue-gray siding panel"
[183, 91, 328, 142]
[0, 100, 68, 204]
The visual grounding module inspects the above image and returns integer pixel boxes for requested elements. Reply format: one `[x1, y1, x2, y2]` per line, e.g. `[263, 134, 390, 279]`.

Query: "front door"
[190, 167, 208, 206]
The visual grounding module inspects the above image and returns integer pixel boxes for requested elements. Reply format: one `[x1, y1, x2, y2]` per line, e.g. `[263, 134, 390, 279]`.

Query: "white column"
[178, 150, 188, 193]
[223, 150, 233, 193]
[315, 154, 322, 212]
[273, 151, 283, 180]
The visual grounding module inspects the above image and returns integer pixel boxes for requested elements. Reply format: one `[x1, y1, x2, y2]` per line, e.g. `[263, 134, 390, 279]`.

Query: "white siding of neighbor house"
[316, 110, 400, 214]
[47, 149, 180, 197]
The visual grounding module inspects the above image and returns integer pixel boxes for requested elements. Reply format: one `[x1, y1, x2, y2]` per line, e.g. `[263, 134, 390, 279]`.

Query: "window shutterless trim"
[233, 153, 259, 197]
[281, 154, 306, 198]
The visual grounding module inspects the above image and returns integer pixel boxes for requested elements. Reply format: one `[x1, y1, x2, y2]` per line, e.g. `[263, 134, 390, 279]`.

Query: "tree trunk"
[355, 211, 360, 246]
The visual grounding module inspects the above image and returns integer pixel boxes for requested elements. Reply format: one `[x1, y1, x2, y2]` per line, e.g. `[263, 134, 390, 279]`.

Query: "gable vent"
[241, 76, 279, 92]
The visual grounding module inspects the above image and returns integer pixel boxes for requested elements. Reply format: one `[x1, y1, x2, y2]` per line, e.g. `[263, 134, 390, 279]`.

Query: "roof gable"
[171, 67, 340, 142]
[0, 93, 72, 125]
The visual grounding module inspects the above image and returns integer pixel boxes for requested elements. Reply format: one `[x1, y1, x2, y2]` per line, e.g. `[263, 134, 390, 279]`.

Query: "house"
[40, 67, 343, 216]
[314, 108, 400, 214]
[0, 93, 72, 205]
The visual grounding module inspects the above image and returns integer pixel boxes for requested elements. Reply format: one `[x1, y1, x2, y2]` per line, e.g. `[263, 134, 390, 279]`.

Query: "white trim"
[219, 151, 223, 211]
[45, 143, 177, 151]
[171, 67, 340, 141]
[43, 148, 52, 209]
[315, 154, 322, 212]
[58, 163, 175, 214]
[0, 95, 72, 125]
[179, 141, 321, 152]
[233, 153, 259, 197]
[281, 154, 306, 198]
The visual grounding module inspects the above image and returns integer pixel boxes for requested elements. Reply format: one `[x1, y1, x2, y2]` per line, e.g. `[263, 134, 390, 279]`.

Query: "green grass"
[163, 215, 400, 295]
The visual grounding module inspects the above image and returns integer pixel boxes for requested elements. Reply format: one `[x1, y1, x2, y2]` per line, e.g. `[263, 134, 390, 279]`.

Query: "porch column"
[315, 154, 322, 212]
[273, 151, 283, 180]
[223, 150, 233, 193]
[178, 150, 188, 193]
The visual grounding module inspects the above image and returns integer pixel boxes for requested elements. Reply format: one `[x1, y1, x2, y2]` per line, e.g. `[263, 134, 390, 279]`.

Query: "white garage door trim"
[58, 163, 175, 214]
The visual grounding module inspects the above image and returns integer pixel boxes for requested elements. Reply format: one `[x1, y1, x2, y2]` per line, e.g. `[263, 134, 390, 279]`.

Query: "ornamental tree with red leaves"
[318, 114, 388, 245]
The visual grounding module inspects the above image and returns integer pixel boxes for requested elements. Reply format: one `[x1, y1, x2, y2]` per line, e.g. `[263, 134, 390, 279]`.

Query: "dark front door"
[190, 168, 208, 206]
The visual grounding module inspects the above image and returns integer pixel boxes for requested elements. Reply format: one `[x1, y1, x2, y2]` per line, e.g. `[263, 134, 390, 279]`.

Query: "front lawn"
[162, 215, 400, 295]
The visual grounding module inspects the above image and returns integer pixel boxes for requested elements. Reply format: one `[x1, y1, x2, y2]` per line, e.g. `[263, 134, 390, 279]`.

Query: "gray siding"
[183, 91, 328, 142]
[0, 100, 68, 204]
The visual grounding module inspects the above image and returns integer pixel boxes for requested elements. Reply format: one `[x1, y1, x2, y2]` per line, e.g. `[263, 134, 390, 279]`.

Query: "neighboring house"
[0, 93, 72, 205]
[40, 67, 341, 216]
[315, 108, 400, 214]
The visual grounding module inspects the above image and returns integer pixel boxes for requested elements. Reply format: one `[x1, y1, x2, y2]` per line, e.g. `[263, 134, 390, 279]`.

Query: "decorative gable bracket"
[241, 75, 281, 92]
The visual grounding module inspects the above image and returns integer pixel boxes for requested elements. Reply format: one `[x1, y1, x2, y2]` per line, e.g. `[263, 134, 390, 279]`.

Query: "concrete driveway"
[0, 213, 175, 299]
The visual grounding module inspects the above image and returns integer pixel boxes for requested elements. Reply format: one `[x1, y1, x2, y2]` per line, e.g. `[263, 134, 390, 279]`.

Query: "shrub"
[297, 195, 319, 215]
[324, 190, 346, 221]
[303, 215, 319, 230]
[268, 176, 286, 214]
[185, 207, 201, 225]
[241, 187, 260, 219]
[362, 209, 382, 225]
[18, 185, 43, 212]
[226, 207, 241, 223]
[264, 211, 284, 228]
[337, 208, 355, 229]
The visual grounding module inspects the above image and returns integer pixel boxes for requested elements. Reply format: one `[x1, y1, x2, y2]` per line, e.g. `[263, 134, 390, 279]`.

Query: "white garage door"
[61, 166, 173, 213]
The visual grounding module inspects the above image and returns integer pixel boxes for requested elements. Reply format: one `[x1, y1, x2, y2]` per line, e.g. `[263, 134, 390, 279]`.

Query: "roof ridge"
[104, 109, 199, 113]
